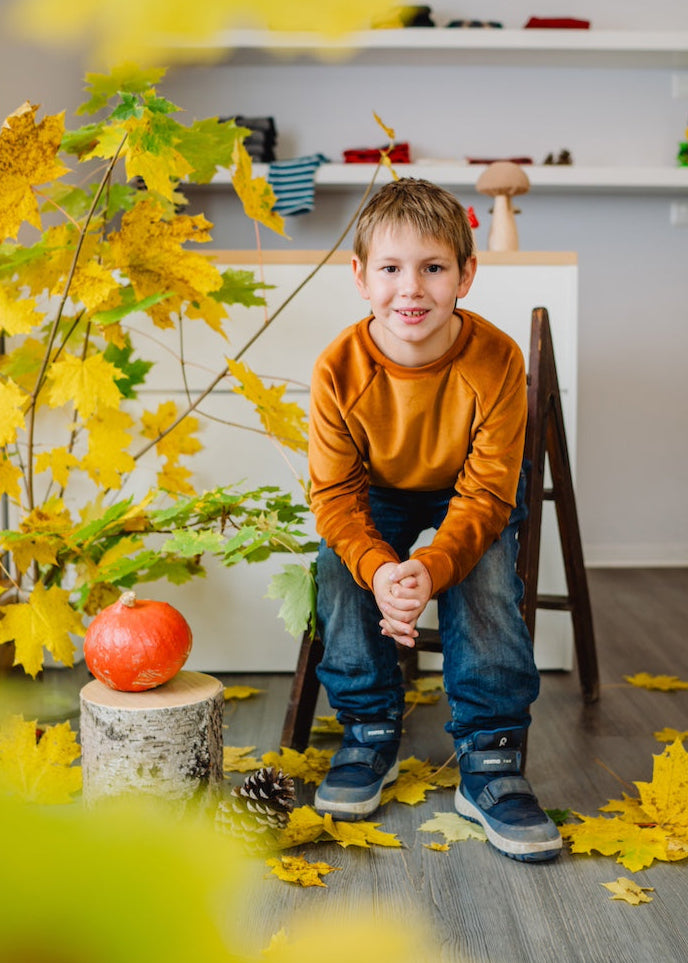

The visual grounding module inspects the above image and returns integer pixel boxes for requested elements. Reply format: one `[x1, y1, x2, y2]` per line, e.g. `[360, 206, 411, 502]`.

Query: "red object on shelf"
[524, 17, 590, 29]
[343, 143, 411, 164]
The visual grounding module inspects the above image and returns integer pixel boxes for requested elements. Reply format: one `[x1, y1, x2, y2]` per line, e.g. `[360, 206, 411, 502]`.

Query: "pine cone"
[216, 767, 295, 851]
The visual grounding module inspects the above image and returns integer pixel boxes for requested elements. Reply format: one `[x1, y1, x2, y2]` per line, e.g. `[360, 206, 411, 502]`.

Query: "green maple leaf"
[210, 268, 271, 308]
[78, 64, 167, 115]
[160, 529, 226, 557]
[103, 339, 153, 398]
[266, 563, 316, 639]
[176, 117, 248, 184]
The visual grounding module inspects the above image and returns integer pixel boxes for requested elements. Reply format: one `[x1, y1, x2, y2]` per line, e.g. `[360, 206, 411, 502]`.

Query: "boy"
[308, 178, 561, 862]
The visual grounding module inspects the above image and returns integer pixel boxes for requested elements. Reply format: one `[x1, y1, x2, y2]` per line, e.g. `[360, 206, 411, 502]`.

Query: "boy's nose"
[400, 272, 423, 296]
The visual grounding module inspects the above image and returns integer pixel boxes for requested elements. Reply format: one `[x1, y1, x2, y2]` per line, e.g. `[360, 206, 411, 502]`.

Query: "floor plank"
[218, 568, 688, 962]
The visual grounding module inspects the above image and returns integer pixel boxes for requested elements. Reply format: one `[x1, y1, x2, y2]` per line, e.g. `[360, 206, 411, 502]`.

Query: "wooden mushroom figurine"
[476, 161, 530, 252]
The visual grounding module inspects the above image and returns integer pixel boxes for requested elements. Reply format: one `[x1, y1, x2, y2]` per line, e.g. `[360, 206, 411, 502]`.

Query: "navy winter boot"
[455, 728, 562, 862]
[314, 720, 401, 821]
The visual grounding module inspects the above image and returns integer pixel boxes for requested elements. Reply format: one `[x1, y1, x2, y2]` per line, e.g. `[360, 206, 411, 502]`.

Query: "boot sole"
[455, 786, 562, 861]
[314, 761, 400, 822]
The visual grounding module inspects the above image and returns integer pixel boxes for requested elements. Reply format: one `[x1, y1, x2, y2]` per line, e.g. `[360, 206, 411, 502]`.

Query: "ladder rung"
[537, 594, 573, 611]
[543, 488, 555, 500]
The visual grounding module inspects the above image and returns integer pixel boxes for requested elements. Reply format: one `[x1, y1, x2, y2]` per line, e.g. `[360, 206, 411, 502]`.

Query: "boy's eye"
[426, 264, 442, 273]
[382, 266, 398, 274]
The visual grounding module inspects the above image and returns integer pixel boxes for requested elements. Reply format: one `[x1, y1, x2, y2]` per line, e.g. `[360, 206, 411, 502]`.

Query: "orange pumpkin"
[84, 591, 193, 691]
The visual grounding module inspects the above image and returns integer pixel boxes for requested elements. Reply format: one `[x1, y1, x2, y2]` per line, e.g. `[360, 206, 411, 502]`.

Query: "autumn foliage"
[0, 66, 315, 676]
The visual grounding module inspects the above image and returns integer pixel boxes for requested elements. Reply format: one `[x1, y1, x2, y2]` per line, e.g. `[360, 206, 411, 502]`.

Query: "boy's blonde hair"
[353, 178, 475, 276]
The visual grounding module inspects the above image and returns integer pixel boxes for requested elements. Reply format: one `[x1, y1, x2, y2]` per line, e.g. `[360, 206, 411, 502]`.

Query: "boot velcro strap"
[330, 746, 391, 776]
[461, 749, 521, 774]
[476, 776, 534, 811]
[349, 721, 401, 743]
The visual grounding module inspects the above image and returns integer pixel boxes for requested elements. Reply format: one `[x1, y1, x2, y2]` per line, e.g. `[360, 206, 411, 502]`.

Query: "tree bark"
[80, 670, 224, 812]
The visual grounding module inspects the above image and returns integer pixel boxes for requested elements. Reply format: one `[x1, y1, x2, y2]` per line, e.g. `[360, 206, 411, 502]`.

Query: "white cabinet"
[135, 251, 577, 672]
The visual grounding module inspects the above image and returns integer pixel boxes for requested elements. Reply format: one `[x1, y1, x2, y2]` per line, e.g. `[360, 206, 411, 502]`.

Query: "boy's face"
[352, 223, 476, 367]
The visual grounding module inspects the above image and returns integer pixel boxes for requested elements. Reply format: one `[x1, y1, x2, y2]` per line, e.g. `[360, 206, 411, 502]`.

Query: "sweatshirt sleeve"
[308, 356, 399, 590]
[410, 346, 527, 595]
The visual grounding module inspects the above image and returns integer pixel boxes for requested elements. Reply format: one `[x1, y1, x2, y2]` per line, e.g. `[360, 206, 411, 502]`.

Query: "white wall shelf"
[174, 28, 688, 69]
[193, 162, 688, 196]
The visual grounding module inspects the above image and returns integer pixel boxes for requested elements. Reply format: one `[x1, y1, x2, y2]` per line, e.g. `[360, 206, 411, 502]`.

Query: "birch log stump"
[80, 670, 224, 812]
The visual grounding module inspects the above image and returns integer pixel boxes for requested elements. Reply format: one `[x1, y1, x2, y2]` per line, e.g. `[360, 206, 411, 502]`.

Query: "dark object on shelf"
[447, 20, 503, 28]
[222, 115, 277, 163]
[543, 149, 573, 165]
[524, 17, 591, 29]
[343, 143, 411, 163]
[373, 5, 434, 27]
[467, 156, 533, 165]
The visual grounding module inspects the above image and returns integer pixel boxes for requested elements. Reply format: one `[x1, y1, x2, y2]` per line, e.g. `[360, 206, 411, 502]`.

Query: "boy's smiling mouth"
[397, 308, 428, 320]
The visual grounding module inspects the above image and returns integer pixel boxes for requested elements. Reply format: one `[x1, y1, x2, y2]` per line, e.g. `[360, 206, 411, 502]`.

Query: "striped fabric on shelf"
[267, 153, 329, 216]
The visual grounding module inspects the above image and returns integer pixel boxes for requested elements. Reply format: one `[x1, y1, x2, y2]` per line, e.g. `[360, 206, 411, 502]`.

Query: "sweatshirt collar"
[357, 310, 475, 377]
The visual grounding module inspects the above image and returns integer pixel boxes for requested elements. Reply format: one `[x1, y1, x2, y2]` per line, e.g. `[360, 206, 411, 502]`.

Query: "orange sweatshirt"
[308, 310, 527, 596]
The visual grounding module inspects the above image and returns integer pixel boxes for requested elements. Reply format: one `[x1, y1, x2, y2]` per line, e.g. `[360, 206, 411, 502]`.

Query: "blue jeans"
[315, 475, 540, 743]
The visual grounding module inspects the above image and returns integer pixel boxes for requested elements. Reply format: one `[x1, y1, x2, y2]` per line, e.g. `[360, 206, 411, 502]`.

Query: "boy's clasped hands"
[372, 559, 433, 648]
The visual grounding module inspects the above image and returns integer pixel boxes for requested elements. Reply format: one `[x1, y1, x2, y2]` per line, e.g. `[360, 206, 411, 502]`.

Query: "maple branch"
[24, 134, 128, 511]
[131, 161, 384, 462]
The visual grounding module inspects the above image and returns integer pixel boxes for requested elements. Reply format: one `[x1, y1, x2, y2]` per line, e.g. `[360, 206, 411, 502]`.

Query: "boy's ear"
[456, 255, 478, 299]
[352, 256, 369, 299]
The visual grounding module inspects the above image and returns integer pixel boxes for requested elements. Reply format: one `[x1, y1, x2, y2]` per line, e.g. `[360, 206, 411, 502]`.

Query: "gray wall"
[2, 0, 687, 567]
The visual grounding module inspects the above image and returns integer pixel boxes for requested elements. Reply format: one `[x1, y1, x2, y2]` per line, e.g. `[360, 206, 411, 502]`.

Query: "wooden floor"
[217, 568, 688, 963]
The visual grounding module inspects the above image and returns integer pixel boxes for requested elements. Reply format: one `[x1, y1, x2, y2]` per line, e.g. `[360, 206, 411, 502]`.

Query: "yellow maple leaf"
[655, 727, 688, 743]
[35, 447, 80, 489]
[0, 102, 69, 241]
[262, 746, 333, 785]
[46, 352, 122, 419]
[222, 746, 262, 773]
[156, 461, 195, 495]
[124, 127, 193, 204]
[322, 812, 402, 849]
[0, 715, 81, 804]
[275, 804, 326, 849]
[223, 685, 264, 701]
[0, 582, 84, 677]
[81, 406, 135, 489]
[419, 811, 487, 844]
[411, 674, 444, 693]
[601, 877, 654, 905]
[310, 715, 344, 736]
[624, 672, 688, 692]
[424, 842, 450, 852]
[381, 756, 438, 806]
[141, 400, 201, 458]
[227, 359, 308, 453]
[5, 535, 59, 574]
[265, 854, 341, 888]
[599, 792, 650, 824]
[231, 141, 287, 237]
[0, 337, 45, 394]
[69, 259, 120, 312]
[634, 739, 688, 846]
[560, 813, 670, 872]
[107, 200, 222, 329]
[140, 400, 201, 494]
[0, 284, 45, 335]
[13, 0, 397, 64]
[0, 455, 22, 501]
[0, 379, 27, 447]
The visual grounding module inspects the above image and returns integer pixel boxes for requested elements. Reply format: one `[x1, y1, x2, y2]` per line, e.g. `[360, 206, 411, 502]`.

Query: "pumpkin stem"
[120, 590, 137, 608]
